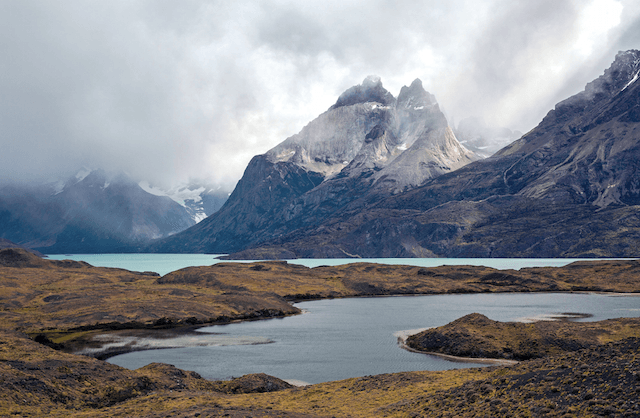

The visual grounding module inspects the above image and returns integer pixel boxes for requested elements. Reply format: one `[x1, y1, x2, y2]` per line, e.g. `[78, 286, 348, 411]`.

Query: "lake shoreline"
[3, 249, 640, 417]
[78, 290, 640, 361]
[397, 333, 520, 366]
[4, 249, 640, 368]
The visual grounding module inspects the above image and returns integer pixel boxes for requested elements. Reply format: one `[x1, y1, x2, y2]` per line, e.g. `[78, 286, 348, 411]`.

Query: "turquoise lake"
[44, 253, 628, 276]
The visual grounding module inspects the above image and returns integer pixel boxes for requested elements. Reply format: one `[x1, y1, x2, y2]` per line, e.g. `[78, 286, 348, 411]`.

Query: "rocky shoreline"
[397, 331, 520, 366]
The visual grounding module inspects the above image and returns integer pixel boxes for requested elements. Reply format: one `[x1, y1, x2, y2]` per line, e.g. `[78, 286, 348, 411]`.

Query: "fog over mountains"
[155, 50, 640, 258]
[3, 1, 639, 192]
[3, 50, 640, 258]
[0, 170, 229, 253]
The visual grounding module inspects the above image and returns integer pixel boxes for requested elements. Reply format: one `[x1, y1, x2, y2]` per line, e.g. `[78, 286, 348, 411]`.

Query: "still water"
[45, 253, 623, 276]
[108, 293, 640, 385]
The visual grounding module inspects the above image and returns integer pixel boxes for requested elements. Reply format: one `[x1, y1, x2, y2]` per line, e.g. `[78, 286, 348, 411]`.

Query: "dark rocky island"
[405, 312, 640, 360]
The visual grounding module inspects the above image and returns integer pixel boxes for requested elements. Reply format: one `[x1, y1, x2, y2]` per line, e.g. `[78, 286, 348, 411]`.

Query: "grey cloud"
[442, 0, 579, 129]
[1, 0, 639, 189]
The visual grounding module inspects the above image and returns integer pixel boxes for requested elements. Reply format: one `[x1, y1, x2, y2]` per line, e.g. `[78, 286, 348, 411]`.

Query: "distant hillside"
[0, 238, 43, 257]
[0, 170, 195, 253]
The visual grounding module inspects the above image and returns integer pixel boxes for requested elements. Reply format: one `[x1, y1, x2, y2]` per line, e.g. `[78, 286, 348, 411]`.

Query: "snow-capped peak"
[75, 167, 92, 182]
[138, 180, 230, 224]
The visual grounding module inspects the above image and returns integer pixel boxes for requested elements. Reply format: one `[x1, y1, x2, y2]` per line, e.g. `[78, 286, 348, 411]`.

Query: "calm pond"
[107, 293, 640, 385]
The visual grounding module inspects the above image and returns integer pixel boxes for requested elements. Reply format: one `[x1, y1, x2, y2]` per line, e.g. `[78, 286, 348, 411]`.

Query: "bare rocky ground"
[381, 338, 640, 418]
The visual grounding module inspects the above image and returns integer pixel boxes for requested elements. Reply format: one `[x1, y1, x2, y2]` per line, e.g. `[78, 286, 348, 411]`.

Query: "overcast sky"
[2, 0, 640, 189]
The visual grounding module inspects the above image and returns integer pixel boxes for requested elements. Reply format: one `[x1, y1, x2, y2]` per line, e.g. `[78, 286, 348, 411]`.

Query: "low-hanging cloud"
[1, 0, 639, 189]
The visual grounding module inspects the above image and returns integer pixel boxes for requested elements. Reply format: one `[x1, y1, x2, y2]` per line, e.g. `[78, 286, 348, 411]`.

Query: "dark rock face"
[151, 155, 324, 253]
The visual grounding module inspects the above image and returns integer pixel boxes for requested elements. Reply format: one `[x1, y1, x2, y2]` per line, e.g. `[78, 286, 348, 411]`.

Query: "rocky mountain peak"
[330, 75, 396, 110]
[579, 49, 640, 99]
[396, 78, 436, 109]
[550, 50, 640, 117]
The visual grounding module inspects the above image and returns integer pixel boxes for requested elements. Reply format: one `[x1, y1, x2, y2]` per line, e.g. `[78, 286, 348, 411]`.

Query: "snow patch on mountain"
[139, 181, 205, 205]
[50, 180, 65, 195]
[75, 167, 92, 182]
[138, 180, 167, 197]
[138, 181, 229, 224]
[621, 70, 639, 92]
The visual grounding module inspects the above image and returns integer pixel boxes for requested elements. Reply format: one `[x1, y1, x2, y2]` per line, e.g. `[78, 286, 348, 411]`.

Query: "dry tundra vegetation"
[1, 247, 640, 417]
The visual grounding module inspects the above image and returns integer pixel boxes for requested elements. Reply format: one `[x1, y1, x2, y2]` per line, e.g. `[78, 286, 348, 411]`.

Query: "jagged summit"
[330, 75, 396, 110]
[554, 49, 640, 118]
[267, 77, 476, 185]
[500, 49, 640, 158]
[595, 50, 640, 93]
[397, 78, 436, 109]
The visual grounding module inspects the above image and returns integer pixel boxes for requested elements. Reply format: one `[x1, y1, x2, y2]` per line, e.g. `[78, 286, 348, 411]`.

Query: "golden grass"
[216, 369, 490, 417]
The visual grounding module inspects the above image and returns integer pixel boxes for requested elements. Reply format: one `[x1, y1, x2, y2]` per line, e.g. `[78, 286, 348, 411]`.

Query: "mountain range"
[0, 170, 229, 253]
[150, 76, 480, 254]
[5, 51, 639, 258]
[155, 50, 640, 258]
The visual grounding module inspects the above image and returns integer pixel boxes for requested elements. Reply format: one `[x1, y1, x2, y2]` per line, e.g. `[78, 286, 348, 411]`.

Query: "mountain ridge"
[152, 76, 478, 253]
[0, 170, 197, 253]
[220, 50, 640, 259]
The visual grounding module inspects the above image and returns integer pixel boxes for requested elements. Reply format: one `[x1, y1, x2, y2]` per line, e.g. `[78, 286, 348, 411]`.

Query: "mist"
[1, 0, 639, 190]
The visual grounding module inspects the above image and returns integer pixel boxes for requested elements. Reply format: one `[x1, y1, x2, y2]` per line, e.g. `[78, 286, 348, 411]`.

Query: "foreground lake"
[44, 254, 640, 384]
[107, 292, 640, 385]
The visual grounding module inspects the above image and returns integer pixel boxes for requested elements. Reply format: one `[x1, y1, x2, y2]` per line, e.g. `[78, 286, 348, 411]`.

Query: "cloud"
[1, 0, 639, 189]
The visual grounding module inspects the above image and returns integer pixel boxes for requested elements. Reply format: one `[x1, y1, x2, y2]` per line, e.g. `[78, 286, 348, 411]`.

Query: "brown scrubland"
[1, 248, 639, 417]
